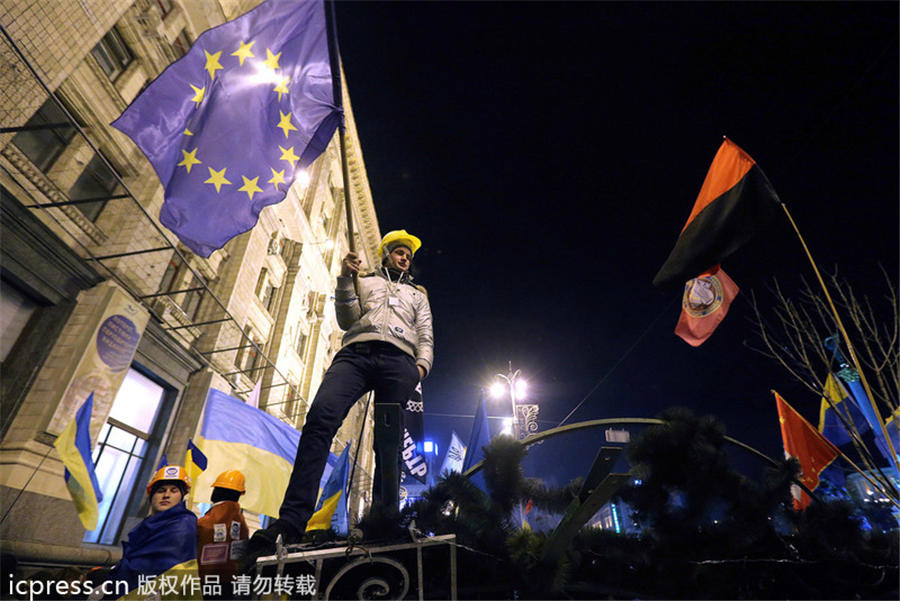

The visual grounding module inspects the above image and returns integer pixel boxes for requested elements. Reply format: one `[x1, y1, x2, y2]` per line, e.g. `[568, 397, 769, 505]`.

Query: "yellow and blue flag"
[306, 442, 350, 534]
[107, 503, 200, 600]
[195, 389, 300, 516]
[185, 438, 208, 486]
[53, 393, 103, 529]
[112, 0, 340, 257]
[818, 374, 870, 448]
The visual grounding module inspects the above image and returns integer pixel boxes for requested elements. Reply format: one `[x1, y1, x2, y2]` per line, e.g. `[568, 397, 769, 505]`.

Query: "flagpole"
[0, 445, 55, 525]
[346, 391, 373, 520]
[818, 383, 888, 483]
[780, 204, 899, 471]
[326, 0, 359, 298]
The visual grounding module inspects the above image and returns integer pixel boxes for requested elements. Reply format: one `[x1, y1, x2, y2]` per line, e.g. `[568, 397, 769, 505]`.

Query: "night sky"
[332, 2, 898, 483]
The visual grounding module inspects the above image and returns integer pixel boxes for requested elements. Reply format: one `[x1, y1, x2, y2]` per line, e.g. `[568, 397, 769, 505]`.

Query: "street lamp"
[489, 362, 537, 527]
[490, 362, 539, 440]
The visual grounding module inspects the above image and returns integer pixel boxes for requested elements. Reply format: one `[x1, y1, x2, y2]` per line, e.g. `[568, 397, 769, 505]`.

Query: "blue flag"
[112, 0, 340, 256]
[106, 503, 199, 598]
[840, 373, 899, 470]
[306, 442, 350, 534]
[53, 393, 103, 529]
[156, 453, 169, 470]
[463, 395, 491, 472]
[818, 374, 871, 448]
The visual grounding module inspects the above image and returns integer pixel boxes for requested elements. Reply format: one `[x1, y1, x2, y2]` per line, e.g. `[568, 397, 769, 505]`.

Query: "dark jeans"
[278, 341, 420, 530]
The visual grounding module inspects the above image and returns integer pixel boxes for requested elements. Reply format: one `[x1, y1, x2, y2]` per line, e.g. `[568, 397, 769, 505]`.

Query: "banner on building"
[47, 282, 149, 438]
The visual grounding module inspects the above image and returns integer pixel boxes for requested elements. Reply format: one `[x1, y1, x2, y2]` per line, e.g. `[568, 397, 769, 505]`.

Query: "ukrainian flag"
[107, 503, 200, 600]
[306, 442, 350, 534]
[193, 389, 301, 517]
[53, 393, 103, 529]
[185, 439, 207, 487]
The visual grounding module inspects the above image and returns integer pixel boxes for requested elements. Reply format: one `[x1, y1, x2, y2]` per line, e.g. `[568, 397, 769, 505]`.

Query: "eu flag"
[113, 0, 340, 257]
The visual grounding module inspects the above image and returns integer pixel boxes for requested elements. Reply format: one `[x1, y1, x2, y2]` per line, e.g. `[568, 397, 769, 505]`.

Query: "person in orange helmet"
[88, 466, 198, 600]
[197, 469, 249, 600]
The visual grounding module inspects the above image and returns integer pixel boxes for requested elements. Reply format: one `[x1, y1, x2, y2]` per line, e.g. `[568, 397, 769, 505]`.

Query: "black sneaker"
[240, 519, 302, 573]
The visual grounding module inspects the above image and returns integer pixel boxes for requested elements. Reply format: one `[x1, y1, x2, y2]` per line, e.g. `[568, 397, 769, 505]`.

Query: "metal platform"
[255, 533, 457, 600]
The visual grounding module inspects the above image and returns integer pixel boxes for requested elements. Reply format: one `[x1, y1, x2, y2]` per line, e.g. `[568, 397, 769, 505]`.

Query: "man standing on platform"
[246, 229, 434, 559]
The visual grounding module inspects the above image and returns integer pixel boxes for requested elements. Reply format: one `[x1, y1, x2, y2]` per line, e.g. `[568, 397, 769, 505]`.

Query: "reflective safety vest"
[196, 501, 249, 583]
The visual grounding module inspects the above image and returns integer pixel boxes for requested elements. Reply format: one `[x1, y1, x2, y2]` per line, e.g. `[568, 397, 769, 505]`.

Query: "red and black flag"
[653, 138, 781, 290]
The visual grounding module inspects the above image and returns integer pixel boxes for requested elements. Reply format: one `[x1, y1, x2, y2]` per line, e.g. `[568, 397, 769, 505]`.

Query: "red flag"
[674, 266, 739, 346]
[775, 392, 841, 510]
[524, 498, 534, 515]
[654, 138, 781, 290]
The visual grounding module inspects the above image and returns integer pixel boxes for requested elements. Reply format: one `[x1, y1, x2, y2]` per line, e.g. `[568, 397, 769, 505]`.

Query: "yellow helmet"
[146, 465, 191, 495]
[212, 469, 246, 494]
[377, 229, 422, 259]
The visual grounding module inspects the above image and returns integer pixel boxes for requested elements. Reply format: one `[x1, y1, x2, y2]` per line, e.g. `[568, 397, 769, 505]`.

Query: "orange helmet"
[212, 469, 246, 494]
[146, 465, 191, 495]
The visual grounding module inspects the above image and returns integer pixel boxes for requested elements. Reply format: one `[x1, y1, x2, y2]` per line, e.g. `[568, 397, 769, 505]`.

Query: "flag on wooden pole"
[775, 391, 840, 510]
[654, 137, 781, 291]
[112, 0, 340, 256]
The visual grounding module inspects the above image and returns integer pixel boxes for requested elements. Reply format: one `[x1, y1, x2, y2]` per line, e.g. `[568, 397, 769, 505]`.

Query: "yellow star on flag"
[268, 168, 287, 191]
[190, 84, 206, 106]
[177, 148, 202, 173]
[263, 48, 282, 70]
[279, 145, 300, 166]
[204, 167, 231, 193]
[231, 40, 255, 66]
[184, 128, 194, 136]
[273, 76, 290, 101]
[277, 111, 298, 138]
[238, 175, 263, 200]
[204, 50, 224, 80]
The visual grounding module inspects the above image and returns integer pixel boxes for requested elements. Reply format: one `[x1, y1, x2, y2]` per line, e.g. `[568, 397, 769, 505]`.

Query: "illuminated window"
[84, 368, 169, 545]
[0, 281, 37, 362]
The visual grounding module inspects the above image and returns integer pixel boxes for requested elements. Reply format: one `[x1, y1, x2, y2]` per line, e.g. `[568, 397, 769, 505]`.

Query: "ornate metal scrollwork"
[516, 403, 540, 439]
[324, 556, 410, 601]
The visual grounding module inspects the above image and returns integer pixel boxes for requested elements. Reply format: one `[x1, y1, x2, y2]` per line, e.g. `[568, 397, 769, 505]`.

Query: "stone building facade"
[0, 0, 381, 568]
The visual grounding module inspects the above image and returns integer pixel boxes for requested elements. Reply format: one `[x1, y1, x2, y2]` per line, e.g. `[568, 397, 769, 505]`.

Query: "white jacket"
[334, 268, 434, 376]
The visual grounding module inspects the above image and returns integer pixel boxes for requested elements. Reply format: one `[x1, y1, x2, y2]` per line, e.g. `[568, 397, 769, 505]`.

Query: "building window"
[91, 27, 133, 81]
[0, 282, 38, 362]
[84, 368, 168, 545]
[182, 275, 205, 320]
[294, 330, 308, 359]
[255, 269, 276, 313]
[11, 97, 77, 172]
[67, 153, 122, 222]
[235, 326, 261, 376]
[172, 29, 191, 58]
[156, 0, 174, 18]
[157, 259, 179, 294]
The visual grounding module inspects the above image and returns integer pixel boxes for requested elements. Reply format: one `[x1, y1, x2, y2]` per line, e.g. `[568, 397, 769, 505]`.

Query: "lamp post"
[490, 362, 538, 439]
[490, 362, 538, 528]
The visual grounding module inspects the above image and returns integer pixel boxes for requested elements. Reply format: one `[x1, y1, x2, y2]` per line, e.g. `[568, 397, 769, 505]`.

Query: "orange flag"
[674, 266, 739, 346]
[775, 391, 841, 510]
